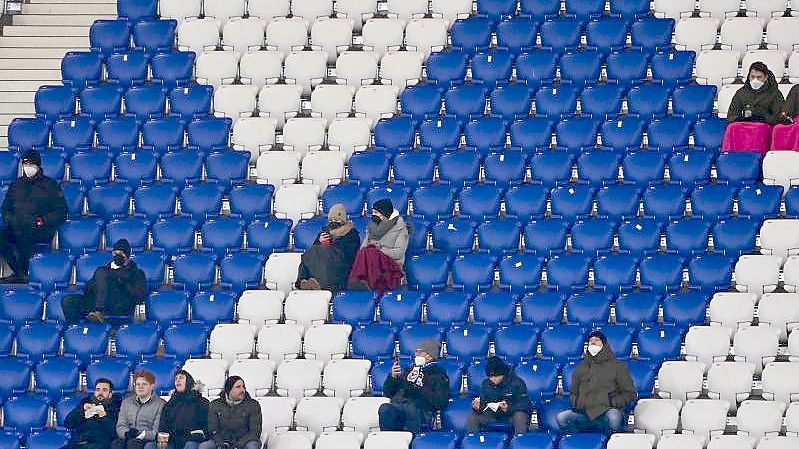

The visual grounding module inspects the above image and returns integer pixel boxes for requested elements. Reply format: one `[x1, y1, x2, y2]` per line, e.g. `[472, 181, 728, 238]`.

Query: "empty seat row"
[697, 49, 799, 88]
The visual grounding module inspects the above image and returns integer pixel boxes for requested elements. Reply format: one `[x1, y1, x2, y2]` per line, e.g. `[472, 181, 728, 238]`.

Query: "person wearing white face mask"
[727, 61, 785, 125]
[379, 340, 449, 434]
[0, 149, 66, 283]
[556, 330, 637, 434]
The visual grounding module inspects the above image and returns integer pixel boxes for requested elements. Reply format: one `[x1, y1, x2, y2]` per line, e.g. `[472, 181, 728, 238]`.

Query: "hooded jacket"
[784, 84, 799, 118]
[159, 373, 210, 449]
[116, 394, 166, 441]
[478, 372, 532, 418]
[1, 150, 66, 235]
[207, 394, 262, 447]
[65, 393, 123, 449]
[569, 341, 637, 420]
[383, 362, 450, 414]
[362, 210, 410, 267]
[296, 223, 361, 291]
[728, 63, 786, 125]
[84, 260, 147, 316]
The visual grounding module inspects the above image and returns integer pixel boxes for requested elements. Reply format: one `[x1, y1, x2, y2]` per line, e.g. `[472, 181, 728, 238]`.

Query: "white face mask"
[749, 79, 765, 91]
[22, 164, 38, 178]
[587, 344, 603, 356]
[414, 356, 427, 367]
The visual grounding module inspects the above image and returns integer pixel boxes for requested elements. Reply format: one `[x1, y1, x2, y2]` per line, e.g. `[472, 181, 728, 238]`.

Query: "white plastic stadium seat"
[322, 358, 371, 400]
[248, 0, 291, 23]
[284, 50, 329, 96]
[632, 399, 680, 441]
[256, 324, 303, 363]
[695, 50, 741, 87]
[300, 151, 346, 188]
[362, 19, 405, 58]
[341, 396, 390, 436]
[431, 0, 474, 28]
[195, 51, 240, 88]
[264, 252, 305, 291]
[699, 0, 743, 22]
[364, 432, 413, 449]
[213, 84, 258, 124]
[732, 326, 780, 374]
[708, 435, 757, 449]
[335, 0, 378, 31]
[294, 397, 344, 435]
[766, 17, 799, 53]
[734, 255, 781, 296]
[203, 0, 245, 23]
[684, 326, 733, 371]
[303, 324, 352, 361]
[336, 51, 379, 86]
[656, 434, 703, 449]
[706, 362, 755, 411]
[267, 431, 313, 449]
[789, 330, 799, 361]
[736, 400, 787, 441]
[387, 0, 428, 20]
[311, 17, 354, 64]
[757, 293, 799, 343]
[708, 292, 756, 332]
[674, 18, 719, 54]
[783, 258, 799, 292]
[762, 152, 799, 193]
[380, 51, 425, 91]
[720, 18, 766, 57]
[761, 362, 799, 404]
[177, 18, 220, 54]
[275, 358, 324, 399]
[239, 51, 284, 89]
[718, 84, 744, 118]
[160, 0, 201, 23]
[182, 358, 228, 397]
[759, 219, 799, 261]
[749, 0, 790, 20]
[228, 359, 276, 397]
[266, 17, 310, 55]
[742, 50, 788, 80]
[310, 84, 357, 125]
[327, 117, 371, 160]
[680, 399, 730, 446]
[256, 152, 301, 186]
[209, 323, 257, 360]
[257, 84, 303, 130]
[653, 0, 696, 19]
[232, 117, 277, 162]
[254, 396, 295, 443]
[315, 431, 363, 449]
[354, 85, 400, 126]
[607, 433, 657, 449]
[282, 117, 327, 155]
[292, 0, 334, 20]
[757, 436, 799, 449]
[222, 18, 266, 54]
[284, 290, 331, 327]
[786, 402, 799, 435]
[657, 361, 705, 402]
[237, 290, 284, 329]
[404, 18, 448, 58]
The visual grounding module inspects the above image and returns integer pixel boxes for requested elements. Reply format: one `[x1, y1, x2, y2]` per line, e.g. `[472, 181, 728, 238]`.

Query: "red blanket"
[347, 244, 403, 295]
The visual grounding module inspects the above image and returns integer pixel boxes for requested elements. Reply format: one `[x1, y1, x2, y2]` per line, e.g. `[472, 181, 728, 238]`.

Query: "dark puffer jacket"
[1, 155, 66, 235]
[64, 394, 122, 449]
[383, 362, 450, 414]
[478, 372, 532, 418]
[728, 63, 786, 125]
[207, 394, 262, 447]
[159, 381, 209, 449]
[784, 84, 799, 118]
[84, 261, 147, 316]
[569, 344, 637, 420]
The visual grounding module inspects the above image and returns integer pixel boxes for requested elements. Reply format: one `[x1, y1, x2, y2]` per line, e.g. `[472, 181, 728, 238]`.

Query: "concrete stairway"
[0, 0, 117, 149]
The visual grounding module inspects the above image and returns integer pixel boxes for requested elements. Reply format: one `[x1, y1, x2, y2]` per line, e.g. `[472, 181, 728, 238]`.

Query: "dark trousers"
[111, 439, 154, 449]
[62, 293, 92, 324]
[378, 402, 429, 434]
[0, 223, 53, 278]
[466, 410, 530, 434]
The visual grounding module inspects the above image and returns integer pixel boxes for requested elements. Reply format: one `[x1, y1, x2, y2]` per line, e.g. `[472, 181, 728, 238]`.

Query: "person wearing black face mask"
[62, 239, 147, 323]
[295, 204, 360, 292]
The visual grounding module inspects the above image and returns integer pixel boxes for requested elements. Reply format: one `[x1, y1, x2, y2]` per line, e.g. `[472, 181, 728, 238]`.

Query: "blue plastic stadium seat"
[535, 84, 580, 119]
[160, 151, 204, 186]
[16, 323, 62, 360]
[513, 359, 558, 404]
[412, 184, 455, 221]
[425, 50, 469, 88]
[444, 85, 488, 124]
[473, 49, 514, 86]
[348, 151, 390, 186]
[321, 184, 361, 217]
[465, 117, 507, 157]
[134, 359, 179, 395]
[406, 253, 450, 293]
[55, 395, 87, 429]
[131, 251, 166, 290]
[540, 325, 585, 361]
[627, 359, 659, 398]
[577, 150, 622, 186]
[172, 253, 217, 292]
[205, 151, 249, 190]
[642, 184, 687, 223]
[115, 322, 160, 359]
[662, 292, 708, 327]
[672, 84, 717, 120]
[132, 19, 177, 56]
[560, 50, 604, 85]
[74, 252, 112, 287]
[669, 150, 714, 185]
[615, 292, 660, 326]
[117, 0, 157, 22]
[33, 357, 80, 399]
[462, 433, 507, 449]
[191, 291, 236, 324]
[622, 151, 667, 184]
[556, 118, 599, 154]
[472, 291, 516, 325]
[617, 219, 662, 256]
[627, 84, 672, 119]
[498, 253, 544, 293]
[510, 117, 555, 152]
[490, 84, 534, 124]
[639, 253, 685, 293]
[180, 183, 224, 223]
[87, 184, 131, 220]
[125, 86, 167, 123]
[162, 323, 209, 360]
[29, 253, 73, 293]
[737, 184, 782, 220]
[0, 290, 44, 324]
[580, 85, 625, 120]
[483, 150, 526, 187]
[27, 431, 70, 449]
[477, 219, 522, 255]
[438, 150, 481, 186]
[451, 253, 497, 293]
[566, 292, 612, 326]
[491, 324, 537, 363]
[246, 218, 292, 254]
[426, 292, 471, 326]
[44, 292, 67, 323]
[412, 432, 458, 449]
[8, 118, 50, 152]
[510, 433, 557, 449]
[651, 51, 696, 87]
[0, 323, 14, 355]
[187, 117, 231, 153]
[58, 218, 103, 253]
[496, 17, 539, 53]
[96, 117, 139, 155]
[64, 323, 111, 364]
[476, 0, 517, 20]
[151, 217, 195, 256]
[351, 323, 394, 360]
[546, 253, 592, 294]
[595, 324, 636, 358]
[37, 152, 65, 182]
[220, 252, 265, 292]
[379, 290, 424, 326]
[606, 50, 649, 87]
[0, 358, 32, 399]
[785, 187, 799, 217]
[529, 151, 573, 186]
[524, 218, 569, 256]
[79, 86, 123, 124]
[105, 51, 149, 88]
[331, 290, 375, 326]
[691, 183, 737, 219]
[0, 152, 14, 186]
[610, 0, 651, 18]
[3, 395, 50, 433]
[145, 290, 189, 325]
[593, 254, 638, 294]
[291, 217, 326, 251]
[431, 217, 476, 255]
[446, 324, 492, 361]
[451, 17, 494, 54]
[34, 86, 76, 124]
[515, 51, 559, 86]
[392, 151, 436, 187]
[566, 0, 606, 19]
[90, 20, 131, 57]
[715, 152, 761, 185]
[636, 325, 684, 361]
[398, 324, 443, 356]
[540, 18, 583, 51]
[600, 117, 646, 150]
[141, 117, 185, 155]
[559, 433, 607, 449]
[693, 117, 727, 150]
[586, 18, 629, 55]
[151, 51, 195, 89]
[631, 18, 675, 52]
[374, 116, 415, 151]
[570, 219, 617, 255]
[648, 117, 692, 152]
[688, 253, 734, 294]
[458, 184, 502, 220]
[201, 218, 245, 255]
[133, 184, 177, 220]
[115, 151, 158, 188]
[520, 0, 561, 19]
[61, 51, 103, 91]
[50, 118, 93, 155]
[442, 397, 472, 433]
[169, 85, 213, 121]
[549, 184, 594, 220]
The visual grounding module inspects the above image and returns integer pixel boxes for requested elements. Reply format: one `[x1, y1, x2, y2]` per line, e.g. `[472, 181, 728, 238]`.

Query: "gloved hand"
[125, 428, 140, 440]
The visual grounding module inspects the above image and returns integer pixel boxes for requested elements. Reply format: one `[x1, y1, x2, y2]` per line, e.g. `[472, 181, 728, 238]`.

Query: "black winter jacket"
[1, 171, 66, 235]
[207, 395, 262, 447]
[728, 69, 786, 125]
[569, 345, 637, 420]
[64, 394, 122, 449]
[477, 372, 532, 418]
[159, 391, 209, 449]
[84, 261, 147, 316]
[383, 362, 450, 414]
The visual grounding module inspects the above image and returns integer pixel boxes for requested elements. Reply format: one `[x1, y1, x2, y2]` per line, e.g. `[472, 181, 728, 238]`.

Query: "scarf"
[225, 394, 243, 406]
[328, 221, 353, 239]
[368, 210, 399, 241]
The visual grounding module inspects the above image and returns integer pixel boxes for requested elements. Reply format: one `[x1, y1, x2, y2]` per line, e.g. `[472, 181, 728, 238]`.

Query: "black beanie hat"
[373, 198, 393, 217]
[112, 239, 131, 257]
[588, 330, 608, 345]
[486, 356, 510, 377]
[21, 149, 42, 167]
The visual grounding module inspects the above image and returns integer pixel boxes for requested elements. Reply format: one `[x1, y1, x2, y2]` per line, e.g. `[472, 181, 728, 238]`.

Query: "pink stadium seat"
[722, 122, 773, 154]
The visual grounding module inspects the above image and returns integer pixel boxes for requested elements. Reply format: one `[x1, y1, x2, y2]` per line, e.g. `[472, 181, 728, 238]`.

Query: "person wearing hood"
[771, 84, 799, 150]
[347, 198, 408, 292]
[379, 340, 449, 434]
[0, 149, 66, 283]
[556, 331, 637, 434]
[159, 370, 210, 449]
[727, 61, 785, 125]
[295, 203, 361, 292]
[200, 376, 261, 449]
[467, 357, 532, 434]
[62, 238, 147, 323]
[114, 371, 166, 449]
[65, 378, 122, 449]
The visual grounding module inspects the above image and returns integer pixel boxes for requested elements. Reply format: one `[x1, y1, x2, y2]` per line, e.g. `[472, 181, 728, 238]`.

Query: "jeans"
[378, 402, 429, 434]
[466, 410, 530, 434]
[197, 440, 260, 449]
[556, 408, 624, 434]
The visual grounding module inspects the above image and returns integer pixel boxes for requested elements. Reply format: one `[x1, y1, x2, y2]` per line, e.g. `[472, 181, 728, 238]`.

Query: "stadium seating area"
[6, 0, 799, 448]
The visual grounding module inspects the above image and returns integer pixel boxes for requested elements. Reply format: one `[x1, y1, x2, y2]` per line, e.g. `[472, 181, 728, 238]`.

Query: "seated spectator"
[727, 61, 785, 125]
[114, 371, 166, 449]
[379, 340, 449, 434]
[200, 376, 261, 449]
[467, 357, 532, 435]
[159, 370, 210, 449]
[556, 331, 637, 434]
[64, 378, 122, 449]
[295, 204, 361, 292]
[771, 84, 799, 150]
[347, 198, 408, 293]
[62, 239, 147, 323]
